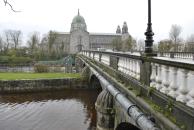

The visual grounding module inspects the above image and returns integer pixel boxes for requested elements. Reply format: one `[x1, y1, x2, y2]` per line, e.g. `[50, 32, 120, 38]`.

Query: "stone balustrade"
[81, 50, 194, 108]
[117, 57, 140, 80]
[150, 59, 194, 108]
[113, 51, 194, 60]
[101, 54, 110, 66]
[157, 52, 194, 60]
[94, 53, 100, 61]
[81, 51, 141, 81]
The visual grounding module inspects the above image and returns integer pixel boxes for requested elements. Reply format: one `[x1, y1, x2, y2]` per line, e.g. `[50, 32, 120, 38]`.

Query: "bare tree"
[47, 31, 57, 56]
[122, 35, 136, 51]
[3, 30, 11, 53]
[27, 32, 40, 57]
[3, 0, 20, 12]
[185, 34, 194, 52]
[158, 39, 173, 52]
[38, 31, 57, 58]
[137, 39, 145, 51]
[112, 37, 122, 51]
[36, 36, 48, 59]
[169, 24, 182, 51]
[187, 34, 194, 43]
[9, 30, 22, 50]
[0, 35, 3, 53]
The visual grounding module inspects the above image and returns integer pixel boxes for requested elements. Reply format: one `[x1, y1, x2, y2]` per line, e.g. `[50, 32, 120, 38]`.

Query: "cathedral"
[55, 10, 130, 54]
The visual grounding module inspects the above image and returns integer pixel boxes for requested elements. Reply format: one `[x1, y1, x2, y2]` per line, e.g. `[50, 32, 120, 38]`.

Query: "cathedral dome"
[71, 10, 87, 32]
[72, 14, 85, 24]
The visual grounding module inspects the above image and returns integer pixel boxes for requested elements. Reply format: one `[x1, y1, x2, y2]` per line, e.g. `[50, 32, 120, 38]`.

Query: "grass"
[0, 73, 81, 80]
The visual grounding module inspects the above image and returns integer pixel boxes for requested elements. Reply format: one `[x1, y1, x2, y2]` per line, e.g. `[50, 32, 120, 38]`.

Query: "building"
[55, 10, 130, 54]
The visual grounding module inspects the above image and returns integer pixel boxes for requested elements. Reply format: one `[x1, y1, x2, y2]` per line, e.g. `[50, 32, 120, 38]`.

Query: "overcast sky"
[0, 0, 194, 44]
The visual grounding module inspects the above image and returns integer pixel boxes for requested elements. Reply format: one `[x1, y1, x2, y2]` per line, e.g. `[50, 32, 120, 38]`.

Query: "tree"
[37, 31, 58, 59]
[121, 35, 137, 51]
[3, 0, 20, 12]
[0, 35, 3, 53]
[169, 24, 182, 51]
[27, 32, 40, 57]
[47, 31, 57, 56]
[187, 34, 194, 43]
[137, 39, 145, 51]
[185, 34, 194, 52]
[124, 36, 132, 51]
[9, 30, 22, 50]
[158, 39, 173, 52]
[3, 30, 11, 54]
[112, 37, 122, 51]
[58, 41, 65, 58]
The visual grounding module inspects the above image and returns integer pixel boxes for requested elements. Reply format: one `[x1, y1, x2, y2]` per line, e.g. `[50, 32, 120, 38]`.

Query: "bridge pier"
[75, 57, 85, 73]
[95, 89, 115, 130]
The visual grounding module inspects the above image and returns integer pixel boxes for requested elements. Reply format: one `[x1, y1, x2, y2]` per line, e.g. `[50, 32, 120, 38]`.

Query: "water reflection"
[0, 89, 100, 130]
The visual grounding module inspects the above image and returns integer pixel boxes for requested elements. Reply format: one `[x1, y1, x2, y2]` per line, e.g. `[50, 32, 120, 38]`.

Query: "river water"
[0, 89, 101, 130]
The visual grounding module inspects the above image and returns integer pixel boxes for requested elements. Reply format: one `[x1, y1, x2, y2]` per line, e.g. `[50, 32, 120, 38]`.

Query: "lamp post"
[144, 0, 156, 56]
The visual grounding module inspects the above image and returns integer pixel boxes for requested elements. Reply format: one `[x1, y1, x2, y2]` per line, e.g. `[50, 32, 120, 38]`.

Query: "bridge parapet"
[89, 50, 194, 60]
[81, 50, 194, 108]
[80, 50, 194, 130]
[150, 59, 194, 108]
[157, 51, 194, 60]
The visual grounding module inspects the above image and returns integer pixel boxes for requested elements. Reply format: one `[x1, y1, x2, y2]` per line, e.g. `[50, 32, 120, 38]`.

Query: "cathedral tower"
[121, 22, 129, 41]
[122, 22, 128, 34]
[116, 25, 121, 34]
[70, 10, 89, 54]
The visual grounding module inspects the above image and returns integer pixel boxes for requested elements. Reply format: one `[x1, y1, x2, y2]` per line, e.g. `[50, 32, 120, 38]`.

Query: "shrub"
[34, 64, 49, 73]
[0, 56, 32, 64]
[0, 56, 10, 64]
[10, 56, 32, 64]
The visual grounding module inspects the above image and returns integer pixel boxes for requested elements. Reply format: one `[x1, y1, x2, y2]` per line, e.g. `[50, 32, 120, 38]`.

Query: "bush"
[0, 56, 10, 64]
[10, 56, 32, 64]
[0, 56, 32, 65]
[34, 64, 49, 73]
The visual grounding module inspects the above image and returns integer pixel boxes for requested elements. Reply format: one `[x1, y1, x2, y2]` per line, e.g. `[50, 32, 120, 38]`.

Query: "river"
[0, 89, 101, 130]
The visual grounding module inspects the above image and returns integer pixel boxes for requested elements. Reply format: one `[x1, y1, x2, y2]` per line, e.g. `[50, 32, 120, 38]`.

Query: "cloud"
[0, 0, 193, 43]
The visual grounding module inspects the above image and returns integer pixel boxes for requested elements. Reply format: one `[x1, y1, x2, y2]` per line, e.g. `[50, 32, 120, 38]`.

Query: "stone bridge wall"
[0, 78, 88, 93]
[79, 53, 194, 130]
[79, 57, 155, 130]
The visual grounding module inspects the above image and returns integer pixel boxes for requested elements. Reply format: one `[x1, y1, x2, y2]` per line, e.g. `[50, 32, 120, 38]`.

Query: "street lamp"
[144, 0, 156, 56]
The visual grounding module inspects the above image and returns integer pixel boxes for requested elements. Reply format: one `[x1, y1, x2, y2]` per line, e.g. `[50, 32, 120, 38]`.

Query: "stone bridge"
[76, 50, 194, 130]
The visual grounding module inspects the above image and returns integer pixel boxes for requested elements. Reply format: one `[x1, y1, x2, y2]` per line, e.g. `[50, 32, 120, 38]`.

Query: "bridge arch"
[116, 122, 140, 130]
[95, 89, 115, 130]
[82, 63, 86, 68]
[89, 74, 102, 89]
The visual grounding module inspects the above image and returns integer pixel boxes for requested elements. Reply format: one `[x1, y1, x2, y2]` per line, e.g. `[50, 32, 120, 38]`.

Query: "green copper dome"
[72, 14, 85, 24]
[71, 10, 87, 32]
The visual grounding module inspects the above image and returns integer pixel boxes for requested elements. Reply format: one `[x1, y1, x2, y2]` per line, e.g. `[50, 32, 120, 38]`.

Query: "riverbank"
[0, 73, 81, 80]
[0, 73, 89, 93]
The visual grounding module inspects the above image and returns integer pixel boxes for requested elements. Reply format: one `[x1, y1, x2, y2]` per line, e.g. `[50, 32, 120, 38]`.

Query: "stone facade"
[54, 10, 129, 54]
